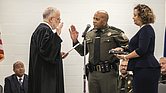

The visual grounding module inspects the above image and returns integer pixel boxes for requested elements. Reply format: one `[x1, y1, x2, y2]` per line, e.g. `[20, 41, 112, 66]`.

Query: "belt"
[93, 64, 114, 71]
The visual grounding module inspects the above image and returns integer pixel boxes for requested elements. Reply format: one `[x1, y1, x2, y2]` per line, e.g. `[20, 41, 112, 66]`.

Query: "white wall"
[0, 0, 165, 93]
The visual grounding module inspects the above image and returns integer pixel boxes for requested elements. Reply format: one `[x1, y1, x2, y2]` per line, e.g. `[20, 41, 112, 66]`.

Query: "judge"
[28, 7, 68, 93]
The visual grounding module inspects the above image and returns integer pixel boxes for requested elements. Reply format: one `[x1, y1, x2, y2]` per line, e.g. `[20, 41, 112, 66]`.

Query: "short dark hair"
[134, 4, 155, 24]
[13, 61, 24, 69]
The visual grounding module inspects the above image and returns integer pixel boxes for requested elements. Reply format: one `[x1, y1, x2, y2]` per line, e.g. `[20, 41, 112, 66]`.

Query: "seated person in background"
[159, 57, 166, 84]
[4, 61, 28, 93]
[118, 60, 133, 93]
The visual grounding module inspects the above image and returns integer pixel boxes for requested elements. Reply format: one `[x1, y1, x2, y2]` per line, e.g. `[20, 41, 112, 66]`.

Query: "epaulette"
[128, 74, 133, 80]
[109, 26, 124, 33]
[129, 74, 133, 77]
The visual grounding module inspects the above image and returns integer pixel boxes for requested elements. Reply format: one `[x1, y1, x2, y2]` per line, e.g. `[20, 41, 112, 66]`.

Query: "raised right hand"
[69, 25, 79, 43]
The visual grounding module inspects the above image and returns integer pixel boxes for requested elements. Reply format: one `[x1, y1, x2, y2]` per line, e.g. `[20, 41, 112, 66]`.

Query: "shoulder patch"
[121, 32, 129, 40]
[110, 26, 129, 40]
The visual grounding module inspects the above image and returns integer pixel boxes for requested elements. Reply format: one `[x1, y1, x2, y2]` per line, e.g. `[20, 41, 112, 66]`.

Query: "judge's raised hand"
[56, 22, 64, 36]
[69, 25, 79, 43]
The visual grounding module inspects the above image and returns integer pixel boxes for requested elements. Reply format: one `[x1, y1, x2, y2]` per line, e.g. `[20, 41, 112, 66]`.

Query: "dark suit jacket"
[4, 74, 28, 93]
[127, 25, 160, 71]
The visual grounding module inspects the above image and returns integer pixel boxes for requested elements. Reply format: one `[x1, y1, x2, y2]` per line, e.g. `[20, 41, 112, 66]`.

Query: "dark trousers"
[88, 69, 118, 93]
[133, 67, 160, 93]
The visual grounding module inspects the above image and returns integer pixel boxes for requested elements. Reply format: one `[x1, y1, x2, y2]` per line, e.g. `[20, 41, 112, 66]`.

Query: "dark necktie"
[121, 77, 125, 88]
[19, 78, 22, 86]
[94, 29, 101, 63]
[120, 77, 125, 93]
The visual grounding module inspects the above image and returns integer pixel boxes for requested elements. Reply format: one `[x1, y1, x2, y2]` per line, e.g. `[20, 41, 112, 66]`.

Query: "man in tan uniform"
[69, 10, 129, 93]
[118, 60, 133, 93]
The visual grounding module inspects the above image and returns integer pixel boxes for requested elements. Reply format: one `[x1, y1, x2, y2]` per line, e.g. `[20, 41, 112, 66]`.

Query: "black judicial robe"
[28, 23, 64, 93]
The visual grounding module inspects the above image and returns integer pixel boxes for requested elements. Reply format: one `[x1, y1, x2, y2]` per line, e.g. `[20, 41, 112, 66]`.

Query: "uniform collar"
[161, 74, 166, 79]
[94, 24, 109, 33]
[120, 73, 130, 80]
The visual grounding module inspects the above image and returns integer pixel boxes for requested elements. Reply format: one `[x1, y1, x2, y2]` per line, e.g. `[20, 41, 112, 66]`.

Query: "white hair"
[160, 57, 166, 60]
[43, 7, 58, 20]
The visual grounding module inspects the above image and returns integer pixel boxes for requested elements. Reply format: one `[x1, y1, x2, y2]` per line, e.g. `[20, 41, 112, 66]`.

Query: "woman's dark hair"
[134, 4, 155, 24]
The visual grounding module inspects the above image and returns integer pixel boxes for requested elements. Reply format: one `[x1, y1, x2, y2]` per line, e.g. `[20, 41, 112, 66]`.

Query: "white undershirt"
[17, 75, 24, 83]
[42, 22, 57, 33]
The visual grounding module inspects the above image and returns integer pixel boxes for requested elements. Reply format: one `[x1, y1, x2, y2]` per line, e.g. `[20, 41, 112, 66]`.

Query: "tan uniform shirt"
[74, 24, 129, 65]
[159, 74, 166, 84]
[117, 74, 133, 93]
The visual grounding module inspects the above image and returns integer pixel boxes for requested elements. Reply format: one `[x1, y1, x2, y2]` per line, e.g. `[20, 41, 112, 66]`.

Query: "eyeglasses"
[57, 18, 61, 21]
[52, 17, 61, 21]
[120, 65, 127, 67]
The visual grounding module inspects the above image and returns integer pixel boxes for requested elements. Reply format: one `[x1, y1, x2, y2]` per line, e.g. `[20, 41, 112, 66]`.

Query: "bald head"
[13, 61, 25, 77]
[95, 10, 109, 21]
[93, 10, 109, 29]
[13, 61, 24, 69]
